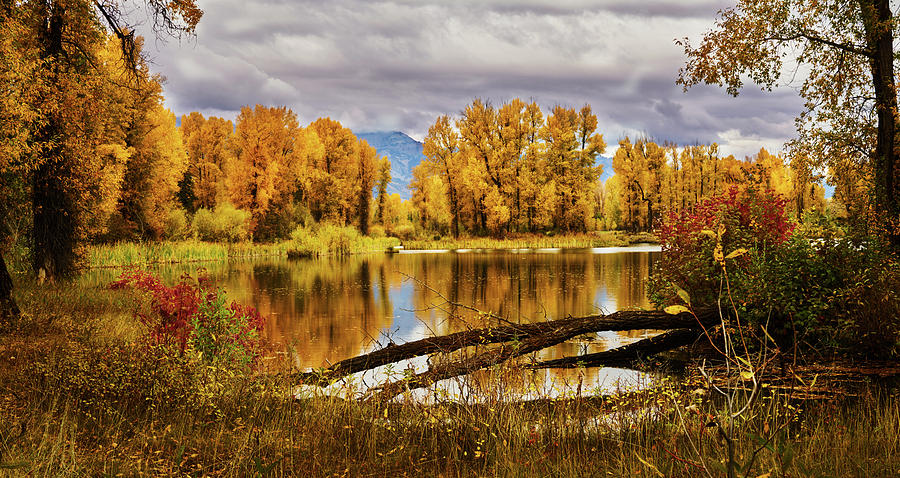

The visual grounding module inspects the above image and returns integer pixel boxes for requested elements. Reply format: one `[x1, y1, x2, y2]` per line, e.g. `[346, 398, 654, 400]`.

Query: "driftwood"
[298, 308, 724, 390]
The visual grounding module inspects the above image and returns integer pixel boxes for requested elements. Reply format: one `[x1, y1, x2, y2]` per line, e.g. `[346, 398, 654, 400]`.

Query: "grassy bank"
[82, 231, 654, 268]
[84, 234, 399, 268]
[402, 231, 659, 251]
[83, 240, 293, 268]
[1, 279, 897, 476]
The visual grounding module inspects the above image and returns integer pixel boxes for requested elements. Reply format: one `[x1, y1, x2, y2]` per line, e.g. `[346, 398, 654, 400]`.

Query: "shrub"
[650, 186, 794, 309]
[651, 186, 900, 355]
[191, 203, 251, 242]
[368, 224, 386, 238]
[393, 223, 416, 241]
[162, 208, 189, 240]
[318, 223, 360, 256]
[109, 269, 265, 367]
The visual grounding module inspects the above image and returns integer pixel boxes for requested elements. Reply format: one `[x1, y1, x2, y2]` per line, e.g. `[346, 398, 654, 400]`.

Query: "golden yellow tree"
[179, 112, 234, 211]
[227, 105, 303, 238]
[422, 115, 464, 237]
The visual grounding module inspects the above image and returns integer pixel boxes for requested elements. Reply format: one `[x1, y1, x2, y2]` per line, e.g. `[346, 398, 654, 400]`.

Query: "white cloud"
[134, 0, 803, 153]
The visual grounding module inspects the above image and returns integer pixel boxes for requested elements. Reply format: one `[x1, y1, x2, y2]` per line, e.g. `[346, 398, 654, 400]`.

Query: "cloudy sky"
[133, 0, 805, 159]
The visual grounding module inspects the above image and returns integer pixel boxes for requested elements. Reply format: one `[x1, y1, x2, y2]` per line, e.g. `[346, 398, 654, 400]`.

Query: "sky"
[132, 0, 806, 160]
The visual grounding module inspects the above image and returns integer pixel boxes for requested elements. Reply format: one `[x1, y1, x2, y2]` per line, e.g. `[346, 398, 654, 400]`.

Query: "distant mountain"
[356, 131, 424, 200]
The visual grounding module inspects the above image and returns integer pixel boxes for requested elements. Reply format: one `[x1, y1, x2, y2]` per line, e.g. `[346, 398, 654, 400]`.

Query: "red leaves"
[652, 186, 795, 306]
[110, 268, 265, 358]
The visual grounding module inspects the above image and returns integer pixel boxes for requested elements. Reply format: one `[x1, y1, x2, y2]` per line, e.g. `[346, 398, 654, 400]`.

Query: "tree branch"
[766, 31, 873, 58]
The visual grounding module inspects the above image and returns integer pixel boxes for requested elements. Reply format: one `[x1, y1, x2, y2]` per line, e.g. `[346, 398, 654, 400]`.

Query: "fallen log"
[369, 328, 707, 401]
[298, 307, 723, 386]
[369, 313, 604, 401]
[527, 329, 703, 369]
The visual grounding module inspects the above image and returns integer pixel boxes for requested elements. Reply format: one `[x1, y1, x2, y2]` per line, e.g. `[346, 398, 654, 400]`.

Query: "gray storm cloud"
[135, 0, 805, 159]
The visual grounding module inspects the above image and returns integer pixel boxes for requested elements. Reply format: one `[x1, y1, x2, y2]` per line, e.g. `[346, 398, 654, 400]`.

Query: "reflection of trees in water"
[225, 257, 395, 368]
[408, 252, 657, 337]
[80, 251, 658, 372]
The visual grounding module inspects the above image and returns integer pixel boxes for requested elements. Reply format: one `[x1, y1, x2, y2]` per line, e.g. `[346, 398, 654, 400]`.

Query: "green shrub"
[162, 208, 189, 240]
[191, 203, 251, 242]
[368, 224, 386, 238]
[650, 186, 900, 355]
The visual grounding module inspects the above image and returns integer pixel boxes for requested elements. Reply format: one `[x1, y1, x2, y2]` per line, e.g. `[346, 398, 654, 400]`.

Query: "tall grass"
[288, 224, 399, 258]
[403, 231, 659, 251]
[2, 278, 898, 476]
[85, 240, 299, 268]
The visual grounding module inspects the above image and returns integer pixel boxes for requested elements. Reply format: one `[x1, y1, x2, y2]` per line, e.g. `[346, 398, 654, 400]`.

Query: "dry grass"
[0, 279, 898, 477]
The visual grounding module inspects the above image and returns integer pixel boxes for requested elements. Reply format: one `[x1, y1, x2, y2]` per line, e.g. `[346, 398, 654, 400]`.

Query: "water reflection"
[84, 247, 661, 397]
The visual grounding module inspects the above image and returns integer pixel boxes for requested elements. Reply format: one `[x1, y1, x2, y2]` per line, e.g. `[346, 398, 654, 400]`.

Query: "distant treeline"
[0, 27, 830, 256]
[409, 98, 827, 237]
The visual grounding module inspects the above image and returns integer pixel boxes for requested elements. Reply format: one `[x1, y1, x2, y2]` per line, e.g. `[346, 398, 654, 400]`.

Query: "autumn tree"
[0, 0, 201, 322]
[356, 140, 377, 235]
[304, 118, 359, 223]
[375, 156, 391, 225]
[178, 113, 234, 212]
[227, 105, 306, 239]
[422, 115, 463, 237]
[540, 105, 605, 231]
[678, 0, 900, 246]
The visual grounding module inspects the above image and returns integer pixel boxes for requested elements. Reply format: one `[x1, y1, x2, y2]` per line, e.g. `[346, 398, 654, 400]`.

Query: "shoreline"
[80, 232, 660, 268]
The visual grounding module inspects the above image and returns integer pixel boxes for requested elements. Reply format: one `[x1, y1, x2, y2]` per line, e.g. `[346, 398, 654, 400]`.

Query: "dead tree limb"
[526, 328, 703, 369]
[298, 308, 721, 386]
[369, 328, 708, 401]
[368, 313, 601, 401]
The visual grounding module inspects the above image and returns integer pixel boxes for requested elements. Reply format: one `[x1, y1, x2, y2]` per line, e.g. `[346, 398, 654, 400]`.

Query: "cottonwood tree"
[228, 105, 304, 238]
[0, 0, 201, 323]
[678, 0, 900, 246]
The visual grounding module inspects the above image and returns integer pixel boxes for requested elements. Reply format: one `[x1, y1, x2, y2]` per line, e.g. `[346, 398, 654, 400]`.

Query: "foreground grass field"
[1, 279, 898, 477]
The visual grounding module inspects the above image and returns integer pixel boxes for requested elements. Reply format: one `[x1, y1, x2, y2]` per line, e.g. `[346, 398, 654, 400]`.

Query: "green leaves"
[673, 283, 692, 306]
[664, 305, 690, 315]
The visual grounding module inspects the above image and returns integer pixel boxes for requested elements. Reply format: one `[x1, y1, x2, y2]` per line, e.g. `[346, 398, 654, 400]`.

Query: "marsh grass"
[1, 279, 898, 476]
[403, 231, 659, 251]
[85, 240, 301, 268]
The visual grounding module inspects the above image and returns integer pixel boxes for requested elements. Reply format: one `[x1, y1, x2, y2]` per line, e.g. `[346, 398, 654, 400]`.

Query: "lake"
[88, 245, 663, 400]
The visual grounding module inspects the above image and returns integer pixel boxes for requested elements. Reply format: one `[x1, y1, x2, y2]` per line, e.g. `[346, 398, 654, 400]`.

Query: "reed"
[403, 231, 659, 251]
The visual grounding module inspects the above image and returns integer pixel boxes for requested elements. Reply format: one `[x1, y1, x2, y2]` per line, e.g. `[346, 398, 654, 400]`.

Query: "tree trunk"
[527, 328, 702, 369]
[0, 253, 19, 327]
[862, 0, 900, 248]
[33, 1, 77, 281]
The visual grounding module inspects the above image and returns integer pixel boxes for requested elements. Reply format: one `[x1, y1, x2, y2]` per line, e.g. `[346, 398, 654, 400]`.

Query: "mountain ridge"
[356, 131, 423, 200]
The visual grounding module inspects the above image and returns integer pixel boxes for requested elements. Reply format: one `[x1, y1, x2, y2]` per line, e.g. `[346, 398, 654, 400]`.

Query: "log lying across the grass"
[298, 307, 723, 387]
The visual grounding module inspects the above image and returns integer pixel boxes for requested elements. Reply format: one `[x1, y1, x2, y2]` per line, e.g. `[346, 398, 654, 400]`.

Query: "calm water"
[87, 245, 662, 400]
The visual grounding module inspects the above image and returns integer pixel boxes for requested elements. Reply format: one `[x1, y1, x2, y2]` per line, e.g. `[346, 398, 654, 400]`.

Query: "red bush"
[110, 269, 265, 361]
[651, 186, 795, 307]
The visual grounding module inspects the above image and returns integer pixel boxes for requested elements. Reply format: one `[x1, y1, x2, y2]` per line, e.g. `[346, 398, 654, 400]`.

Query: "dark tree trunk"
[862, 0, 900, 248]
[0, 253, 19, 327]
[32, 1, 77, 280]
[298, 307, 721, 386]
